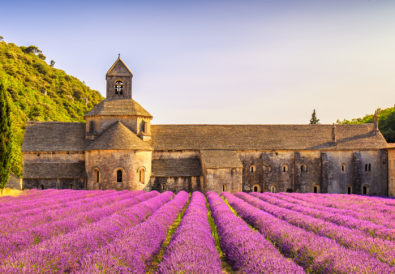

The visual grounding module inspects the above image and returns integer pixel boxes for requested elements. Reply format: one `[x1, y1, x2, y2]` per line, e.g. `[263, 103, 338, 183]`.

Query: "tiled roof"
[151, 158, 202, 177]
[150, 124, 388, 150]
[23, 162, 86, 179]
[86, 121, 152, 151]
[200, 150, 243, 169]
[22, 122, 86, 152]
[22, 122, 388, 153]
[85, 98, 152, 117]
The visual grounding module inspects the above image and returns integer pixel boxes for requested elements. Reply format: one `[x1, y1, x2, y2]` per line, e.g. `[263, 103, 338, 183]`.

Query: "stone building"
[22, 57, 395, 196]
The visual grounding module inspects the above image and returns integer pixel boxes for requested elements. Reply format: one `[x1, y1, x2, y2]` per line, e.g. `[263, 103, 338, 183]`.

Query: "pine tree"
[0, 83, 12, 191]
[310, 109, 320, 124]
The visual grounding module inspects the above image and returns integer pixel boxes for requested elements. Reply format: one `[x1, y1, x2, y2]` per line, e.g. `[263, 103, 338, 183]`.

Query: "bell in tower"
[106, 55, 133, 99]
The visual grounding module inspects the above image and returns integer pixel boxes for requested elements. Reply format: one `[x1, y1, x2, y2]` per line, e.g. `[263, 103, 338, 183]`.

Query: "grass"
[206, 197, 234, 273]
[146, 193, 191, 273]
[0, 188, 23, 197]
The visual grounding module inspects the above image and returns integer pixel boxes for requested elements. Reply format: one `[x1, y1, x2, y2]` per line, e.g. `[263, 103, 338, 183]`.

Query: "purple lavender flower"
[158, 191, 222, 273]
[207, 191, 304, 273]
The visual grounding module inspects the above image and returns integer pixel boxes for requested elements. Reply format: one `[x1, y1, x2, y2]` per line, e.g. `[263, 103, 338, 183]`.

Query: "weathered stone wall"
[149, 176, 202, 192]
[238, 151, 263, 192]
[85, 149, 151, 191]
[23, 178, 85, 190]
[322, 151, 353, 194]
[203, 168, 242, 193]
[6, 174, 22, 190]
[153, 151, 200, 159]
[388, 148, 395, 197]
[261, 151, 294, 193]
[106, 75, 132, 99]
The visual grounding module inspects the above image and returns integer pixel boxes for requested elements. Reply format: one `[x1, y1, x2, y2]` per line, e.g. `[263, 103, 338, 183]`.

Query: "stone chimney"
[373, 109, 379, 134]
[332, 123, 337, 143]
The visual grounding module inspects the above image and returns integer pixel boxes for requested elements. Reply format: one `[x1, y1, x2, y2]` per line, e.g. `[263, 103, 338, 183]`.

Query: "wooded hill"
[0, 40, 103, 177]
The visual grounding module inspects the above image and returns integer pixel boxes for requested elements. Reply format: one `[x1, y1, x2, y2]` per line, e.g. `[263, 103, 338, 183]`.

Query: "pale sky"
[1, 0, 394, 124]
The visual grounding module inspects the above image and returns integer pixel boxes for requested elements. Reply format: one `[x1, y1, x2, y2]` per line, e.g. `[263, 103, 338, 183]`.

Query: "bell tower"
[106, 55, 133, 99]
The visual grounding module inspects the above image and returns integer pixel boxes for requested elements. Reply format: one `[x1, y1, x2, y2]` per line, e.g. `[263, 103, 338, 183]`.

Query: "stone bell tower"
[106, 55, 133, 99]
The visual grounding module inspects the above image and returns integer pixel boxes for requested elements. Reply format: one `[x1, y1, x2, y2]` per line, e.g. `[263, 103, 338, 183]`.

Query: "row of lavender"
[0, 189, 393, 273]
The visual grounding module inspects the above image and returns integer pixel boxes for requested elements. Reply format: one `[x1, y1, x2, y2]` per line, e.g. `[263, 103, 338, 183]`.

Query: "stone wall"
[6, 174, 22, 190]
[85, 149, 151, 191]
[388, 147, 395, 197]
[149, 176, 202, 192]
[23, 178, 85, 190]
[203, 168, 242, 193]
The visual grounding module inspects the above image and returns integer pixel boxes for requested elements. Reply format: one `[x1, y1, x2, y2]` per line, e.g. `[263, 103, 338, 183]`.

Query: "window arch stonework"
[138, 167, 146, 184]
[252, 184, 261, 193]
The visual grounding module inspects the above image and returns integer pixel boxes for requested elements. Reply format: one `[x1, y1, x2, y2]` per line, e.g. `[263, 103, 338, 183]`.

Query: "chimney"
[373, 109, 379, 134]
[332, 123, 337, 143]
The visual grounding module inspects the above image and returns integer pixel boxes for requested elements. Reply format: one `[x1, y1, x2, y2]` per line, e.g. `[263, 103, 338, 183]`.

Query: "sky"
[1, 0, 394, 124]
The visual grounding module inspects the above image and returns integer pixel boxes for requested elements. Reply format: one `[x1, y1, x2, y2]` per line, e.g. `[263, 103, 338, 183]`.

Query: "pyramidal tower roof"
[87, 121, 152, 151]
[106, 56, 133, 77]
[85, 98, 152, 118]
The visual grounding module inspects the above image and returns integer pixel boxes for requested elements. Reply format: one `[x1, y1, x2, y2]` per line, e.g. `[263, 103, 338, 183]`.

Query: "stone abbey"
[22, 58, 395, 196]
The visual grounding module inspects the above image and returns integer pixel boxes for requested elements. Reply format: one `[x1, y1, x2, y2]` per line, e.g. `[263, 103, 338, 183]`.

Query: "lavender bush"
[223, 192, 393, 273]
[158, 191, 222, 273]
[208, 191, 304, 273]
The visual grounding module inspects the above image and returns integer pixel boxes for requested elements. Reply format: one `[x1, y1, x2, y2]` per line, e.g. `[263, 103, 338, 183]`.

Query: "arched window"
[301, 164, 308, 173]
[347, 185, 352, 194]
[117, 169, 123, 183]
[222, 185, 227, 192]
[161, 183, 167, 191]
[138, 167, 145, 184]
[89, 121, 95, 133]
[231, 168, 236, 176]
[282, 164, 288, 173]
[114, 80, 124, 95]
[341, 163, 346, 172]
[94, 168, 100, 183]
[252, 184, 261, 192]
[250, 165, 256, 173]
[140, 120, 146, 133]
[270, 185, 276, 193]
[365, 163, 372, 172]
[313, 185, 320, 193]
[362, 185, 369, 195]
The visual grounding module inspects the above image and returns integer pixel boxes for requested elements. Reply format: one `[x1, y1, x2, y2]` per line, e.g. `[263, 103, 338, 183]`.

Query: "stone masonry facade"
[22, 58, 395, 196]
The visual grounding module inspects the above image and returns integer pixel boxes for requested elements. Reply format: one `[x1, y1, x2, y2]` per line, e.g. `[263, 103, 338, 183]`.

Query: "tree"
[0, 83, 12, 192]
[0, 36, 3, 42]
[310, 109, 320, 124]
[38, 53, 46, 60]
[21, 45, 42, 55]
[50, 60, 55, 67]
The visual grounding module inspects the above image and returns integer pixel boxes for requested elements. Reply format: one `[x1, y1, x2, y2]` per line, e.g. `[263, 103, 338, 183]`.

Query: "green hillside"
[0, 40, 104, 177]
[337, 106, 395, 143]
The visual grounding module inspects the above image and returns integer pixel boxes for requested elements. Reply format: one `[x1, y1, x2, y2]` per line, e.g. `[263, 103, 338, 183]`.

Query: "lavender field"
[0, 190, 394, 273]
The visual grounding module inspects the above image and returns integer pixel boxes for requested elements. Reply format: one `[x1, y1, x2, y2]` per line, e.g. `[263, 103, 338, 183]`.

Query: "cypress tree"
[310, 109, 320, 124]
[0, 83, 12, 191]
